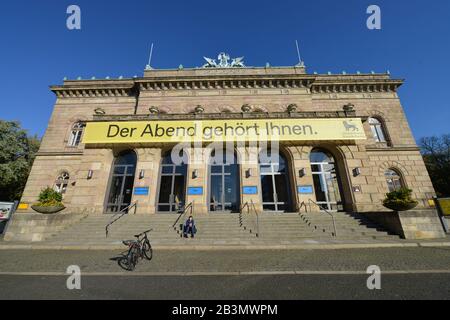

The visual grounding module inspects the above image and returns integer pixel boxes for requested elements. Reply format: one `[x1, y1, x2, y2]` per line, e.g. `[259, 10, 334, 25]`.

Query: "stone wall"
[364, 210, 446, 239]
[18, 68, 437, 215]
[3, 213, 87, 242]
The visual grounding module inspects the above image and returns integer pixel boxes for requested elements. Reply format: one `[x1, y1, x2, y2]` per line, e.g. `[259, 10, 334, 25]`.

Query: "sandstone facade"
[19, 65, 436, 215]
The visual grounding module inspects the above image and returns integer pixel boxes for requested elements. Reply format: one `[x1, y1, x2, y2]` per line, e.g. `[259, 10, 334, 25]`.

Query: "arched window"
[368, 117, 387, 143]
[310, 149, 343, 211]
[68, 122, 85, 147]
[157, 150, 188, 213]
[106, 150, 137, 213]
[385, 168, 404, 192]
[54, 172, 70, 194]
[208, 148, 240, 213]
[259, 149, 292, 212]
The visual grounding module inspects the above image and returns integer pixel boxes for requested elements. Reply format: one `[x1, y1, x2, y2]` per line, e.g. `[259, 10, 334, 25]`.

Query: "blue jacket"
[184, 219, 197, 234]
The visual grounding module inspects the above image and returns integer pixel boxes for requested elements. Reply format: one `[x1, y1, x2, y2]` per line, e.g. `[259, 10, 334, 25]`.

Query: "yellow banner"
[82, 118, 366, 144]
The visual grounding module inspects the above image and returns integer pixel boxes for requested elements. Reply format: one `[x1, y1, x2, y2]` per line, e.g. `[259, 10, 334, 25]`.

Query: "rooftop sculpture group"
[202, 52, 245, 68]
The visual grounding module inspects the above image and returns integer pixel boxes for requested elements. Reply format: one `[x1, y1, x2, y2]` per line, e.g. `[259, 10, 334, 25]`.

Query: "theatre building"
[15, 53, 444, 240]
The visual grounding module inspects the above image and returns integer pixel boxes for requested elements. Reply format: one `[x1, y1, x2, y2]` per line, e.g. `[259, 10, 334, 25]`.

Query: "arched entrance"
[259, 149, 293, 212]
[310, 149, 344, 211]
[157, 150, 188, 213]
[106, 150, 137, 213]
[208, 148, 240, 213]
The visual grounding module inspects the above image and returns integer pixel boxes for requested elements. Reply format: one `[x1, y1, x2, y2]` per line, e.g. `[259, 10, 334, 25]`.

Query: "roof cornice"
[50, 72, 404, 99]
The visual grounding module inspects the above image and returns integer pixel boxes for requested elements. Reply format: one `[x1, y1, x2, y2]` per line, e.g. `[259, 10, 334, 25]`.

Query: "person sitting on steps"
[183, 216, 197, 238]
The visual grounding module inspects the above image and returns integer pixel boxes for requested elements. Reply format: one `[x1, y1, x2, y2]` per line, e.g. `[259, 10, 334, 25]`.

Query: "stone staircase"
[42, 211, 399, 246]
[46, 213, 256, 246]
[300, 212, 400, 240]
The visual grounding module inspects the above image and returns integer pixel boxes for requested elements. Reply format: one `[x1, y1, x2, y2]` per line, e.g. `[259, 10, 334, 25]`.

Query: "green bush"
[383, 187, 418, 211]
[35, 187, 63, 206]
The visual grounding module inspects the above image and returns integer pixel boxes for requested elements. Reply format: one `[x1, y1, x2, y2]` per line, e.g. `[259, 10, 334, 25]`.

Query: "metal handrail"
[251, 200, 260, 237]
[298, 201, 308, 213]
[307, 199, 337, 237]
[239, 203, 246, 227]
[105, 201, 138, 238]
[240, 200, 259, 237]
[172, 202, 194, 231]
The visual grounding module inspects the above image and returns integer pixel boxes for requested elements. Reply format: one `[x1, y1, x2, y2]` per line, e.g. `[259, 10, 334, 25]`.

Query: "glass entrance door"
[106, 151, 137, 213]
[260, 151, 292, 212]
[157, 151, 187, 213]
[209, 150, 240, 213]
[310, 150, 343, 211]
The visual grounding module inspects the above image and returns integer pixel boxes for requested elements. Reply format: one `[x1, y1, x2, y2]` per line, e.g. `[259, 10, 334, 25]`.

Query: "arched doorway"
[259, 149, 293, 212]
[157, 150, 188, 213]
[310, 149, 344, 211]
[208, 148, 240, 213]
[106, 150, 137, 213]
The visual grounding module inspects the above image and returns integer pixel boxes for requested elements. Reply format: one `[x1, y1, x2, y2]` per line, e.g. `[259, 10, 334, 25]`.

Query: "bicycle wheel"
[143, 240, 153, 260]
[118, 256, 133, 271]
[128, 246, 139, 271]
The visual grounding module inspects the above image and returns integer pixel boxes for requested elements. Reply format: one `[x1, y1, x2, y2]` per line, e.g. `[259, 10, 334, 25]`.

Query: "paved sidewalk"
[1, 247, 450, 273]
[1, 247, 449, 299]
[0, 236, 449, 251]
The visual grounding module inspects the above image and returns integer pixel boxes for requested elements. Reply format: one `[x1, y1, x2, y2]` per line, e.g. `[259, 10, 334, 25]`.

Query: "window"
[369, 117, 386, 143]
[55, 172, 70, 194]
[385, 169, 403, 192]
[310, 149, 343, 211]
[106, 151, 137, 213]
[259, 149, 292, 212]
[157, 150, 187, 213]
[68, 122, 85, 147]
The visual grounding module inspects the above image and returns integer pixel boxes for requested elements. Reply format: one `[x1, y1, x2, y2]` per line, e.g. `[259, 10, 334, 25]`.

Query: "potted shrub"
[382, 187, 418, 211]
[31, 187, 66, 214]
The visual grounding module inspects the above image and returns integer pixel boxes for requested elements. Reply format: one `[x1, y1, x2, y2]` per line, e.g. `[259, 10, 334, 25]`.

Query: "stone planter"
[31, 205, 66, 214]
[383, 202, 418, 212]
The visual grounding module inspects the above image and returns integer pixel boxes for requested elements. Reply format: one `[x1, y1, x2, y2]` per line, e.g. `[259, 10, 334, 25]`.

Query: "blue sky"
[1, 0, 449, 141]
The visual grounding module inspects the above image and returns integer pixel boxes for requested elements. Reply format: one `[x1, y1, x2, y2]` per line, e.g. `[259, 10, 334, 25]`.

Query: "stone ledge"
[362, 210, 446, 240]
[0, 242, 427, 251]
[3, 213, 87, 242]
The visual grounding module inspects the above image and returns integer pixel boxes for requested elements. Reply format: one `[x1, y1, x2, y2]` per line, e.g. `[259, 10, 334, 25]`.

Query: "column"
[133, 148, 161, 214]
[184, 145, 208, 214]
[238, 144, 263, 214]
[287, 146, 316, 212]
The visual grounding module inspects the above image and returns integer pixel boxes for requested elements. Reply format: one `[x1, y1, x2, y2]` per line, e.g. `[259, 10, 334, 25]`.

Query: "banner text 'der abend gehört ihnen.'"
[82, 118, 366, 144]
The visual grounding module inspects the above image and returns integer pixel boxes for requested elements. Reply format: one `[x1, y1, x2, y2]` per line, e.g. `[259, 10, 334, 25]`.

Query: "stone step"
[42, 210, 400, 245]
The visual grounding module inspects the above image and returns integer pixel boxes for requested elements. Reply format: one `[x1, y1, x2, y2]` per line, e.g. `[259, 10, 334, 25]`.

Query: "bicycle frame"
[125, 234, 148, 259]
[123, 229, 152, 260]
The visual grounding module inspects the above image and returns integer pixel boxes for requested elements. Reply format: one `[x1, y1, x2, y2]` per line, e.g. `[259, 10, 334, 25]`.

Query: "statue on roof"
[202, 52, 245, 68]
[231, 56, 245, 68]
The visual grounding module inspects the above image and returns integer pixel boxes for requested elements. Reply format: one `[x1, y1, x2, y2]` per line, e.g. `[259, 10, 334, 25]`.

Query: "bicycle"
[119, 229, 153, 271]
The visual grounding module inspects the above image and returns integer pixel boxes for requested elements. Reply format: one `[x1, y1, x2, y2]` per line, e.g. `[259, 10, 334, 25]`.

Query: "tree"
[419, 134, 450, 197]
[0, 121, 40, 201]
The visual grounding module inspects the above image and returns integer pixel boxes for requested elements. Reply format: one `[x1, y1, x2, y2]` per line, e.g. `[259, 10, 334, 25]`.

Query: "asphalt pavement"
[0, 247, 449, 299]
